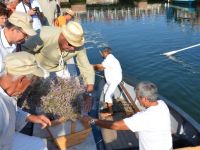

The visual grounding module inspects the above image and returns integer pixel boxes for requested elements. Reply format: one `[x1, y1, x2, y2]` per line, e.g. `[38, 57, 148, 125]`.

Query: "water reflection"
[75, 1, 200, 123]
[86, 0, 119, 5]
[73, 2, 200, 29]
[165, 3, 199, 27]
[77, 3, 163, 22]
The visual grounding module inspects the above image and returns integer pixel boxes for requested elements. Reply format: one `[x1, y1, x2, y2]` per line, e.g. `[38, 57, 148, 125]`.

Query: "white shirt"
[0, 29, 16, 74]
[0, 87, 30, 150]
[124, 100, 172, 150]
[16, 0, 42, 30]
[102, 54, 122, 83]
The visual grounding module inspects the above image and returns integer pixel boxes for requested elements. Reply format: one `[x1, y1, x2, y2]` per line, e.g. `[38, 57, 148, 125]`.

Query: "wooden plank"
[70, 121, 76, 134]
[99, 110, 139, 150]
[119, 82, 140, 113]
[99, 91, 140, 150]
[55, 128, 92, 148]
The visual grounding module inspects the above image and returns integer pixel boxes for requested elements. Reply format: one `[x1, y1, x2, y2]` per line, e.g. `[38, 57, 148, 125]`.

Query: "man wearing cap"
[54, 8, 75, 27]
[22, 21, 95, 97]
[0, 51, 51, 150]
[0, 11, 36, 74]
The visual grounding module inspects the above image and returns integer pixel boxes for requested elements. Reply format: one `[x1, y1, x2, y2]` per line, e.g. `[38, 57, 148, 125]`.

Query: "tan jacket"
[22, 26, 95, 85]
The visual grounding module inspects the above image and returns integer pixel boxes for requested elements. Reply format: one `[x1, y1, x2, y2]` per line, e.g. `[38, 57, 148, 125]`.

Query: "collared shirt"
[0, 29, 16, 74]
[0, 29, 16, 53]
[0, 86, 30, 150]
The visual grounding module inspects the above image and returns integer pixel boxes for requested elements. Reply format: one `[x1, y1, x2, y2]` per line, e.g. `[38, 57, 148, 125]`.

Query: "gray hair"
[135, 81, 158, 101]
[0, 69, 33, 81]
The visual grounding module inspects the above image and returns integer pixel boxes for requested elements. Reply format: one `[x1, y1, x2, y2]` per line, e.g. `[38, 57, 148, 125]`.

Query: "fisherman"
[54, 8, 75, 27]
[0, 51, 51, 150]
[0, 11, 36, 74]
[83, 81, 172, 150]
[93, 47, 122, 115]
[21, 21, 95, 111]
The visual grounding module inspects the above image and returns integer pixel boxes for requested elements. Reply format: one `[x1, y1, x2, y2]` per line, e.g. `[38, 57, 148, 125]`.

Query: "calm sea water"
[79, 2, 200, 123]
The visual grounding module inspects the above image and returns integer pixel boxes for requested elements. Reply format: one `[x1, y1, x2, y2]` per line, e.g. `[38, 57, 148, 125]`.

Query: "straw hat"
[62, 21, 84, 47]
[5, 52, 45, 77]
[66, 8, 75, 17]
[8, 11, 36, 36]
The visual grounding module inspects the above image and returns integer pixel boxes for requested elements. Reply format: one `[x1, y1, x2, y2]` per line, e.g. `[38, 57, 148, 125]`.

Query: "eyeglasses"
[17, 29, 28, 39]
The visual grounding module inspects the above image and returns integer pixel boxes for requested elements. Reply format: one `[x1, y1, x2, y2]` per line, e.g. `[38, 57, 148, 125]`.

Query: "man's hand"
[26, 114, 51, 129]
[86, 84, 94, 93]
[93, 64, 105, 71]
[81, 116, 97, 126]
[28, 9, 37, 16]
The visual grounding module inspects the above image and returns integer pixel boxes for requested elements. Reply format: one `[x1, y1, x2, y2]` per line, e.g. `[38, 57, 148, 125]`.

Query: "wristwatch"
[89, 119, 96, 125]
[85, 92, 92, 97]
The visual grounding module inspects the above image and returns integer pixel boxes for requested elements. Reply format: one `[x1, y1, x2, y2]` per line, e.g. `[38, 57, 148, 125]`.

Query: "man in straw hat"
[54, 8, 75, 27]
[0, 51, 51, 150]
[22, 21, 95, 111]
[0, 11, 36, 74]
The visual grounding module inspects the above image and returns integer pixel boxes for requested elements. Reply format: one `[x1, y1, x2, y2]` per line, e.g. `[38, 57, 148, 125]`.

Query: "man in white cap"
[0, 11, 36, 74]
[22, 21, 95, 111]
[0, 51, 51, 150]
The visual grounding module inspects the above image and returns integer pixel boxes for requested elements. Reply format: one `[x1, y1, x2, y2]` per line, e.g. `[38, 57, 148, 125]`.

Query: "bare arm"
[93, 64, 105, 71]
[96, 119, 129, 130]
[83, 116, 129, 130]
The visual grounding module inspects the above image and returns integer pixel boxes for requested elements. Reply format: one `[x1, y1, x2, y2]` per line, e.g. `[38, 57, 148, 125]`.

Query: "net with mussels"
[22, 77, 85, 122]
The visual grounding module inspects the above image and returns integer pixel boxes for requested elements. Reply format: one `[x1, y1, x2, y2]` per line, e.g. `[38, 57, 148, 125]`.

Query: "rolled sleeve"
[15, 107, 30, 131]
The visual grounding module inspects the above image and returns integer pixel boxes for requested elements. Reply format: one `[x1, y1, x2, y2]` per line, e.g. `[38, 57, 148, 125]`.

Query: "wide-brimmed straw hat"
[5, 52, 45, 77]
[8, 11, 36, 36]
[66, 8, 75, 17]
[62, 21, 85, 47]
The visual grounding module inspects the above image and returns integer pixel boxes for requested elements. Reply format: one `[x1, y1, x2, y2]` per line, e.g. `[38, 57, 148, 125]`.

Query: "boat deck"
[99, 99, 139, 150]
